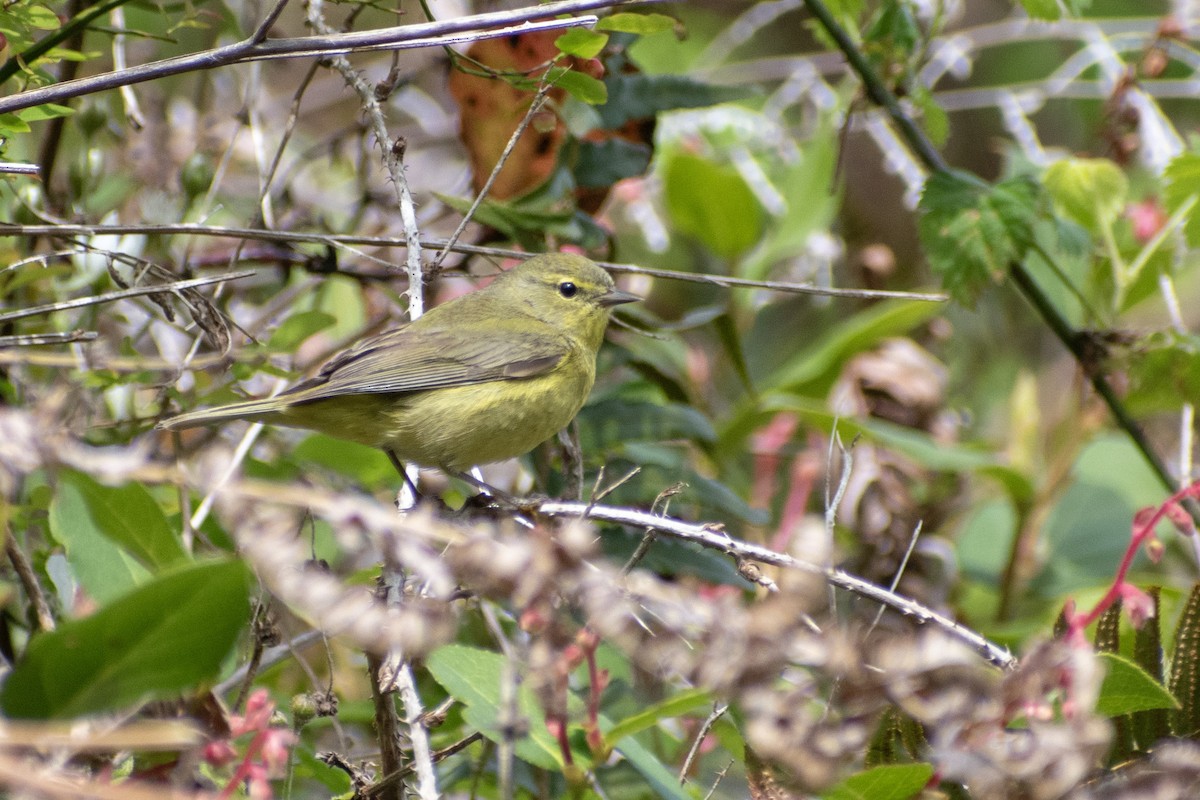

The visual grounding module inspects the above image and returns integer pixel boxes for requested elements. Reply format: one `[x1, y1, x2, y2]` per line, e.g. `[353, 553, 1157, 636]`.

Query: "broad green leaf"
[427, 644, 571, 770]
[49, 471, 187, 602]
[1164, 151, 1200, 247]
[1, 560, 251, 719]
[663, 152, 763, 259]
[550, 68, 608, 105]
[918, 171, 1041, 305]
[1019, 0, 1062, 20]
[268, 310, 336, 351]
[1043, 157, 1127, 233]
[1096, 652, 1179, 717]
[596, 12, 677, 35]
[294, 434, 395, 486]
[16, 103, 74, 121]
[605, 689, 712, 744]
[555, 29, 607, 59]
[823, 763, 935, 800]
[574, 138, 652, 188]
[578, 398, 716, 452]
[763, 299, 942, 394]
[598, 74, 744, 129]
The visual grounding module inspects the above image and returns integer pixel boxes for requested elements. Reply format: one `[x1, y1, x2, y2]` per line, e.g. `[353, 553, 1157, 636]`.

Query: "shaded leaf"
[598, 73, 744, 129]
[1164, 151, 1200, 247]
[2, 560, 250, 719]
[1096, 652, 1179, 717]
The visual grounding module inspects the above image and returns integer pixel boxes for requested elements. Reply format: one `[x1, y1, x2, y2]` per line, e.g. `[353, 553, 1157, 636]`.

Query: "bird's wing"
[282, 325, 569, 401]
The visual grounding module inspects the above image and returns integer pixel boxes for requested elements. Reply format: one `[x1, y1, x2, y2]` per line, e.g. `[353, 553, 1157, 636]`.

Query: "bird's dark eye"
[558, 281, 578, 298]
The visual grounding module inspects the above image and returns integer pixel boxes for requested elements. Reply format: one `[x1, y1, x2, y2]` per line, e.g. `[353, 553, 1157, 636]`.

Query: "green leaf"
[1124, 331, 1200, 415]
[578, 398, 716, 452]
[427, 644, 569, 770]
[1, 560, 251, 719]
[1096, 652, 1179, 717]
[1043, 157, 1128, 233]
[1018, 0, 1062, 20]
[293, 434, 396, 486]
[598, 74, 744, 129]
[555, 29, 608, 59]
[573, 138, 652, 188]
[268, 310, 337, 351]
[1164, 152, 1200, 247]
[596, 12, 677, 35]
[763, 299, 942, 394]
[612, 734, 694, 800]
[549, 67, 608, 105]
[663, 152, 763, 259]
[918, 171, 1041, 305]
[823, 763, 935, 800]
[605, 689, 712, 744]
[49, 471, 188, 602]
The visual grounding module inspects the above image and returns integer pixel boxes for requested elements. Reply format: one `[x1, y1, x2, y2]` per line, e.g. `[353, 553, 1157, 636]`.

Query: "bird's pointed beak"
[599, 289, 640, 308]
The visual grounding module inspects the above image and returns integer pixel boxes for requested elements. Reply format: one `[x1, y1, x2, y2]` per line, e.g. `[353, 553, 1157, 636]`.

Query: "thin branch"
[0, 223, 949, 302]
[679, 702, 728, 783]
[0, 271, 254, 324]
[0, 0, 645, 115]
[6, 534, 55, 632]
[434, 81, 554, 267]
[535, 499, 1016, 669]
[0, 163, 40, 176]
[0, 331, 98, 347]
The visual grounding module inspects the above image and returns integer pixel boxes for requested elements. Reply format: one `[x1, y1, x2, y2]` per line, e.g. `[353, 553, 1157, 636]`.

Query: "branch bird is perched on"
[158, 253, 638, 472]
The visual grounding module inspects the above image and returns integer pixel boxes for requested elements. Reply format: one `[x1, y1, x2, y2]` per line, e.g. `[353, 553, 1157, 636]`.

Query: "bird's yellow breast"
[278, 345, 595, 471]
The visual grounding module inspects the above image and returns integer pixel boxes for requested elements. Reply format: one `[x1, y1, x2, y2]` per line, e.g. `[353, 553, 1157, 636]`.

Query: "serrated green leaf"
[49, 471, 188, 602]
[555, 28, 607, 59]
[1, 560, 250, 719]
[1043, 157, 1127, 232]
[605, 689, 712, 744]
[918, 171, 1040, 305]
[823, 763, 935, 800]
[268, 310, 337, 351]
[596, 12, 677, 35]
[1097, 652, 1179, 717]
[1164, 152, 1200, 247]
[1125, 331, 1200, 415]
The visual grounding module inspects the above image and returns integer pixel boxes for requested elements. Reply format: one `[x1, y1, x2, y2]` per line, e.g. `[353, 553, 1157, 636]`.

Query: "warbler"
[158, 253, 638, 471]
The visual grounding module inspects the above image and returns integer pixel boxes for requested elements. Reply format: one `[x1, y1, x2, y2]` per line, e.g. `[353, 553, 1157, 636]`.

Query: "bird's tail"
[157, 397, 285, 431]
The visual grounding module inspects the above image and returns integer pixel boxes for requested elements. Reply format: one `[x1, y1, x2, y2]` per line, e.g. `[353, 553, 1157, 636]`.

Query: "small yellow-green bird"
[158, 253, 638, 472]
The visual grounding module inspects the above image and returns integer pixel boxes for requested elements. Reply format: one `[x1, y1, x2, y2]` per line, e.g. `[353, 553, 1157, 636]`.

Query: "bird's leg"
[386, 450, 425, 510]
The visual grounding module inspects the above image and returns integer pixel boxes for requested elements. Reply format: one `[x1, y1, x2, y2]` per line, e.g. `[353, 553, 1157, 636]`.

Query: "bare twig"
[0, 163, 39, 176]
[0, 331, 97, 347]
[5, 534, 55, 632]
[0, 1, 635, 115]
[0, 224, 949, 301]
[434, 81, 554, 267]
[535, 499, 1016, 669]
[679, 702, 728, 783]
[0, 271, 255, 324]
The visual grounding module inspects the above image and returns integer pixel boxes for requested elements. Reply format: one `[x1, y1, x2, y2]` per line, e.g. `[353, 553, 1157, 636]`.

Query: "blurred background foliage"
[4, 0, 1200, 797]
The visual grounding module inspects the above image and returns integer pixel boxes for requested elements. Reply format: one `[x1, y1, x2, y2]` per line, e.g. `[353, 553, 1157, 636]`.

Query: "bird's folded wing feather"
[283, 326, 568, 401]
